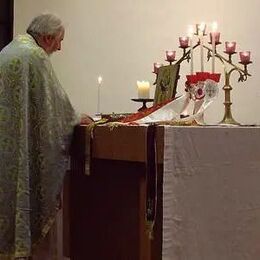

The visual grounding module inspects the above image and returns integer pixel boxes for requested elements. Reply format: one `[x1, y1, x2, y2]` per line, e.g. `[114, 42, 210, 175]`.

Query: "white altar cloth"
[163, 126, 260, 260]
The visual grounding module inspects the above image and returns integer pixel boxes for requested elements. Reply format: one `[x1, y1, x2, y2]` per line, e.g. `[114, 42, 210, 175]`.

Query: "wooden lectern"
[64, 124, 164, 260]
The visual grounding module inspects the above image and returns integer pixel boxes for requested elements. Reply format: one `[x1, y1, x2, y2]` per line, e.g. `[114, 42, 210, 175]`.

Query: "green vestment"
[0, 34, 78, 258]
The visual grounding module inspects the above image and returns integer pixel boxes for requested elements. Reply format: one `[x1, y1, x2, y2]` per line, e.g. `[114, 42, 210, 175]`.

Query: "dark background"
[0, 0, 14, 50]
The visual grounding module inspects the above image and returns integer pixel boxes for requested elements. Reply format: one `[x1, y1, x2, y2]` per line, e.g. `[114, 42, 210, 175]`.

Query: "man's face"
[42, 29, 65, 55]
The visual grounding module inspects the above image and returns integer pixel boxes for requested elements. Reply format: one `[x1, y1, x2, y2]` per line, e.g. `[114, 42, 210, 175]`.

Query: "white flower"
[204, 79, 219, 100]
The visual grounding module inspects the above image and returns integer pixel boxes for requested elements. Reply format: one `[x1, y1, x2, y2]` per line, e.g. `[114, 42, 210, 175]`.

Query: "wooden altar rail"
[64, 124, 164, 260]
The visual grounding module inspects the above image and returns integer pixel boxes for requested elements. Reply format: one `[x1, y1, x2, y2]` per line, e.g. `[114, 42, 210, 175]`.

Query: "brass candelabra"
[154, 40, 252, 125]
[204, 45, 251, 125]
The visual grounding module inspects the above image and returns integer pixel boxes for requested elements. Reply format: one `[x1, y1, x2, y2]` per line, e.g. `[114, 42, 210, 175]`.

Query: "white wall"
[14, 0, 260, 124]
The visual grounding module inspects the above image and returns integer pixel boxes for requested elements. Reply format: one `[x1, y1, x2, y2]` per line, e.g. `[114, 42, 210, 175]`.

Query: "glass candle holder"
[225, 41, 236, 54]
[153, 62, 163, 74]
[165, 50, 176, 62]
[239, 51, 251, 64]
[179, 37, 189, 48]
[209, 32, 221, 44]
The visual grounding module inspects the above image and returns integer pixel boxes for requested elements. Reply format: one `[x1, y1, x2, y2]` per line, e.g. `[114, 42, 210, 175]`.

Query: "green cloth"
[0, 34, 78, 258]
[154, 64, 180, 105]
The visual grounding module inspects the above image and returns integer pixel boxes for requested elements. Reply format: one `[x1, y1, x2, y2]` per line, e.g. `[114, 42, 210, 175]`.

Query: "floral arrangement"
[185, 72, 221, 101]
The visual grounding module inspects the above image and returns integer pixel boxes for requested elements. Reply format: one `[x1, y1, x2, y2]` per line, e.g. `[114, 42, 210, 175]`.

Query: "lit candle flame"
[187, 25, 194, 37]
[98, 76, 103, 85]
[198, 22, 206, 35]
[212, 21, 218, 32]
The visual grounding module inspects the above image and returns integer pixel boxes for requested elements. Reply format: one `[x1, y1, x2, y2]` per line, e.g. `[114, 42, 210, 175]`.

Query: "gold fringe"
[155, 119, 200, 126]
[145, 220, 155, 240]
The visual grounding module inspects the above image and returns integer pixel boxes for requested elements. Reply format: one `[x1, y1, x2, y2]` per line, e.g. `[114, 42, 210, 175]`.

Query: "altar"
[64, 124, 164, 260]
[64, 124, 260, 260]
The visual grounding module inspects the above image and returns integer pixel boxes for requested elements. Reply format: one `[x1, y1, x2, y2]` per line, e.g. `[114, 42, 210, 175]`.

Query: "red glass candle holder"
[209, 32, 221, 44]
[225, 41, 236, 54]
[165, 50, 176, 63]
[239, 51, 251, 65]
[179, 37, 189, 48]
[153, 62, 163, 74]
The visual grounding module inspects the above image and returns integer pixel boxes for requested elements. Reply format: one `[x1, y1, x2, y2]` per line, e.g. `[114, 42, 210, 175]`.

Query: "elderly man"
[0, 14, 90, 259]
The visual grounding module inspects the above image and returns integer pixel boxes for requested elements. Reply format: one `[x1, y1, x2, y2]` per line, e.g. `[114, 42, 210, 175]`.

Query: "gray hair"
[27, 13, 64, 38]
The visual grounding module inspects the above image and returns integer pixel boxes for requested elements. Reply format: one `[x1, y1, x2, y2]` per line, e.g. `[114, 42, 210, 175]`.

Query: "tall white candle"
[97, 76, 102, 114]
[211, 22, 218, 73]
[199, 22, 206, 72]
[137, 81, 150, 99]
[188, 25, 194, 75]
[200, 35, 204, 72]
[212, 36, 216, 73]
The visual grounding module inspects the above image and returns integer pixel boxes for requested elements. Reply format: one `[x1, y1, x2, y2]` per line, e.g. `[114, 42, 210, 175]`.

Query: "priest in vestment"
[0, 14, 87, 259]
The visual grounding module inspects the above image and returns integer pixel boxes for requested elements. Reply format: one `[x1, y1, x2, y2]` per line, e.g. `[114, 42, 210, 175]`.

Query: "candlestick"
[150, 22, 252, 126]
[97, 76, 102, 115]
[198, 23, 206, 72]
[200, 34, 204, 72]
[131, 98, 154, 112]
[188, 25, 194, 75]
[212, 36, 215, 73]
[190, 38, 194, 74]
[137, 80, 150, 99]
[210, 22, 218, 73]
